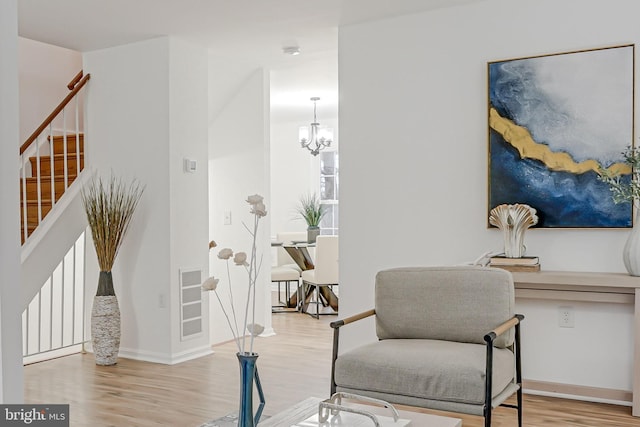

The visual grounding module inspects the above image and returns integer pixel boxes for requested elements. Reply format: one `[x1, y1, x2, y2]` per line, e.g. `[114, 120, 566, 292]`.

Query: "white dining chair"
[275, 231, 307, 273]
[271, 231, 306, 311]
[301, 235, 339, 318]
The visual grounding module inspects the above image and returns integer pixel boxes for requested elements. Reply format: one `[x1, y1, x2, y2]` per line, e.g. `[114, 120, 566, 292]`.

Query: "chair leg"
[300, 281, 312, 314]
[517, 386, 523, 427]
[284, 280, 291, 308]
[301, 283, 338, 318]
[484, 408, 491, 427]
[272, 280, 300, 313]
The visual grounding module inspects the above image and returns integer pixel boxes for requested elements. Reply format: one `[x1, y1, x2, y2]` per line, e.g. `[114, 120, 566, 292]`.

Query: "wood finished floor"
[25, 312, 639, 426]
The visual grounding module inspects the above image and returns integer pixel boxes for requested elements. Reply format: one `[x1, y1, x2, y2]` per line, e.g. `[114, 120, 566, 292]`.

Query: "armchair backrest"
[375, 266, 515, 348]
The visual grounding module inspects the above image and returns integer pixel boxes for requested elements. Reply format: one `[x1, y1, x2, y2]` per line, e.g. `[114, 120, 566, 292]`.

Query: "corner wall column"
[0, 0, 25, 403]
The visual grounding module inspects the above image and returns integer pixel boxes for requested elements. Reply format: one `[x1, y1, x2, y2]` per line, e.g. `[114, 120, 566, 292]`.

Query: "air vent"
[180, 268, 203, 340]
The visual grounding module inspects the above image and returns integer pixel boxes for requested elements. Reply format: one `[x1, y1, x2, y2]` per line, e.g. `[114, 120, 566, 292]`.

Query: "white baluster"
[21, 153, 28, 242]
[75, 96, 80, 178]
[63, 108, 69, 190]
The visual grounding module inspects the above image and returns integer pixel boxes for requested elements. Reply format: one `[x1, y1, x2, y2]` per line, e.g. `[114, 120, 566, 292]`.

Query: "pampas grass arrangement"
[81, 174, 144, 296]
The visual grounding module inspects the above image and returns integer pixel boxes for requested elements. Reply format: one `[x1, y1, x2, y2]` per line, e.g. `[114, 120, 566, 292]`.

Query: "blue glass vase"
[237, 352, 265, 427]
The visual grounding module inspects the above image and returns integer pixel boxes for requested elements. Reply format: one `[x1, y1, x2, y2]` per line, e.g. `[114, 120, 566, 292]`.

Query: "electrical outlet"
[558, 306, 574, 328]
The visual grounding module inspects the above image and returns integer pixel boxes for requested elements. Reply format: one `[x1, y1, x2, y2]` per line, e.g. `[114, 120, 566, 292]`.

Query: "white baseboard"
[259, 327, 276, 337]
[23, 344, 85, 365]
[523, 379, 632, 407]
[104, 345, 214, 365]
[167, 346, 215, 365]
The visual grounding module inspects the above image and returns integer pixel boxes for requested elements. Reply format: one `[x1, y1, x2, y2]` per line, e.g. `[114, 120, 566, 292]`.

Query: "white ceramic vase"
[489, 203, 538, 258]
[623, 213, 640, 276]
[91, 295, 121, 365]
[307, 226, 320, 243]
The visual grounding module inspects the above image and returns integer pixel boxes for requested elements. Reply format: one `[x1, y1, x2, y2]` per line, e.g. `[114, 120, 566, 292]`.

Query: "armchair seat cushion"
[334, 338, 515, 406]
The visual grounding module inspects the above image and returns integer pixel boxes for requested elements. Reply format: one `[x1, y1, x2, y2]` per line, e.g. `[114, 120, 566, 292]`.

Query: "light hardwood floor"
[25, 312, 638, 426]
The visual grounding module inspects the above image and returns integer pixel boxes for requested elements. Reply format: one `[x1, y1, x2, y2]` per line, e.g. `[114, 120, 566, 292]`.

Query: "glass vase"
[237, 352, 265, 427]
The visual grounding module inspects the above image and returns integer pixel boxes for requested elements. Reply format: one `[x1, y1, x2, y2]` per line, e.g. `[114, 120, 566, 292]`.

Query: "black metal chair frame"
[271, 278, 300, 313]
[301, 280, 338, 319]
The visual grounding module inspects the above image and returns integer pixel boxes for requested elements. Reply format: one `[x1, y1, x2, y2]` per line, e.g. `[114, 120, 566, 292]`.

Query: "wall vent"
[180, 268, 203, 340]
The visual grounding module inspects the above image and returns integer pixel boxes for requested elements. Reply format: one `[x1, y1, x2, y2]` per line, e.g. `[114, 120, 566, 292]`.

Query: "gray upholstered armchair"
[330, 266, 523, 427]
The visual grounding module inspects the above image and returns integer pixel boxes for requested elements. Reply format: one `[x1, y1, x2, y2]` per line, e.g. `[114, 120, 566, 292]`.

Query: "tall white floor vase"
[91, 294, 121, 366]
[81, 176, 143, 365]
[623, 214, 640, 276]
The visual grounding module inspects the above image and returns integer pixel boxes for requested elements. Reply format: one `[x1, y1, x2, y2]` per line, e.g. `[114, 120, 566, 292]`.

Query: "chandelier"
[299, 97, 333, 156]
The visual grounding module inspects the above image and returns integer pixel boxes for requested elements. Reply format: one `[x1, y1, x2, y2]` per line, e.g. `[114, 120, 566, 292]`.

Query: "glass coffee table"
[260, 396, 462, 427]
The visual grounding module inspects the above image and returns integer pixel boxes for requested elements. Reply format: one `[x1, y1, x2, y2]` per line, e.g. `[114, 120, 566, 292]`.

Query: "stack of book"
[489, 255, 540, 272]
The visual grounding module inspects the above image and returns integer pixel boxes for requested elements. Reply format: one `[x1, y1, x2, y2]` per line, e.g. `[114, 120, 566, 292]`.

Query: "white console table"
[512, 271, 640, 416]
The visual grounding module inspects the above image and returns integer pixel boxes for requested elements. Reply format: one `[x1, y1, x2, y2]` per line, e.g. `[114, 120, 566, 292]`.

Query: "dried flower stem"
[242, 213, 257, 353]
[249, 214, 259, 353]
[225, 260, 241, 340]
[213, 290, 241, 352]
[203, 194, 267, 355]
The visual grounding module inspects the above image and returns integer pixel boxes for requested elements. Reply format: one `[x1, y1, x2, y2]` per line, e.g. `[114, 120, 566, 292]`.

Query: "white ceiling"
[18, 0, 484, 120]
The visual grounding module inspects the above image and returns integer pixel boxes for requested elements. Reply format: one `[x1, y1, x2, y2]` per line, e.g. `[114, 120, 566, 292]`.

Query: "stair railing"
[23, 232, 87, 364]
[19, 71, 90, 244]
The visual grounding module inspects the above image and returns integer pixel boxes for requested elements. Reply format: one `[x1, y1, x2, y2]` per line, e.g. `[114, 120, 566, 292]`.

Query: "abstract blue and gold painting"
[488, 45, 635, 228]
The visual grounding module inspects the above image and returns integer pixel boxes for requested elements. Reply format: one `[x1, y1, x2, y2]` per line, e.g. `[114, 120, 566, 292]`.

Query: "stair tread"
[24, 198, 55, 203]
[23, 174, 78, 182]
[48, 133, 83, 140]
[29, 157, 84, 178]
[31, 153, 83, 160]
[22, 134, 84, 244]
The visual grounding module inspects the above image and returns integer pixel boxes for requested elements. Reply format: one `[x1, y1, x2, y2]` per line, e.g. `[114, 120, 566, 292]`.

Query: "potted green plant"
[81, 174, 144, 365]
[295, 193, 326, 243]
[599, 145, 639, 275]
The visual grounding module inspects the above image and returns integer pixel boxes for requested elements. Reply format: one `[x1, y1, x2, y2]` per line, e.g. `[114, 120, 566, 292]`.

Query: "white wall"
[0, 0, 24, 403]
[269, 117, 338, 237]
[269, 119, 315, 237]
[168, 38, 210, 359]
[269, 59, 338, 239]
[209, 68, 273, 345]
[84, 36, 210, 364]
[17, 37, 86, 307]
[18, 38, 82, 143]
[339, 0, 640, 398]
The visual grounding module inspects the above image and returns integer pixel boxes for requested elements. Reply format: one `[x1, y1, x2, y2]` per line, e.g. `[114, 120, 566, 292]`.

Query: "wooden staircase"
[20, 134, 84, 243]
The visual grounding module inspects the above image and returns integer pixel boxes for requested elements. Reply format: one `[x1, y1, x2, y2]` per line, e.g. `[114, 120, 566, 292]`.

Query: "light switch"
[224, 210, 232, 225]
[183, 158, 197, 173]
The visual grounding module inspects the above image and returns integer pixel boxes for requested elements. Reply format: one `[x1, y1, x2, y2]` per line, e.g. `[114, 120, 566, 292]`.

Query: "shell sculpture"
[489, 204, 538, 258]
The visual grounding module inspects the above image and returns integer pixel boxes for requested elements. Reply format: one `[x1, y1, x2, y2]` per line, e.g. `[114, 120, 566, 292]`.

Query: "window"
[319, 150, 338, 235]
